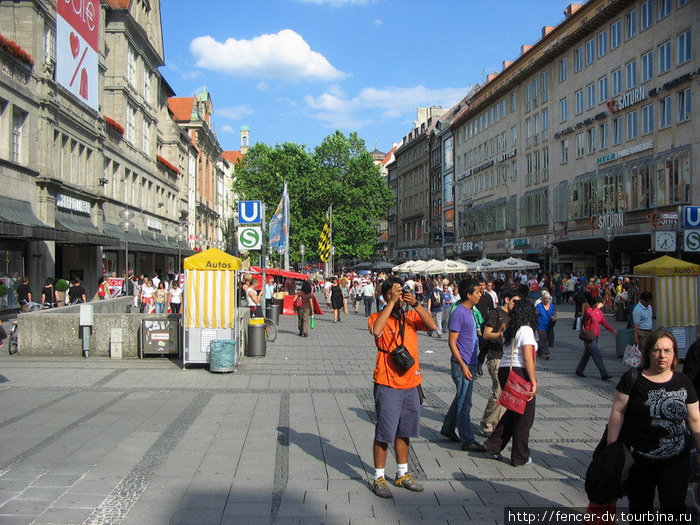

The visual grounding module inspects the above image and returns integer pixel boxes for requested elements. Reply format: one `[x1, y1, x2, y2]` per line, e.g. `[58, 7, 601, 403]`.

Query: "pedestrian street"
[0, 301, 634, 524]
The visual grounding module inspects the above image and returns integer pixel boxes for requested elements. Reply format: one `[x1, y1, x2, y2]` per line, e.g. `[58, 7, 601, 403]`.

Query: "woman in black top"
[40, 278, 56, 308]
[606, 330, 700, 518]
[330, 277, 343, 323]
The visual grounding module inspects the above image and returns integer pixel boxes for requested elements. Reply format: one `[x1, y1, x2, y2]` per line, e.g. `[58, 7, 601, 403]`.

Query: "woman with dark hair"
[606, 330, 700, 519]
[330, 277, 344, 323]
[41, 278, 57, 307]
[294, 280, 316, 337]
[575, 297, 617, 380]
[483, 299, 539, 466]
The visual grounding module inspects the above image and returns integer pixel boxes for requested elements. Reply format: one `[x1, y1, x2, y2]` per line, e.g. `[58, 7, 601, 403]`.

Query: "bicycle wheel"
[264, 318, 277, 342]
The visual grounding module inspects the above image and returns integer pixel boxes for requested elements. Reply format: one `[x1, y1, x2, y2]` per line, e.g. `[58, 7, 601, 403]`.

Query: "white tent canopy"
[472, 257, 503, 272]
[499, 257, 540, 271]
[410, 259, 441, 273]
[392, 260, 421, 272]
[425, 259, 476, 275]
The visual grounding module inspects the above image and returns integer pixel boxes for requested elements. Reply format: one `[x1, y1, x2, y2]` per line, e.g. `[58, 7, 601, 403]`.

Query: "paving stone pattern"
[0, 300, 640, 524]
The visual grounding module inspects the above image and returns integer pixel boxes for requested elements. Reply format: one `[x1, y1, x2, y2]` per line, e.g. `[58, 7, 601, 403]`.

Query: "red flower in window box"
[0, 34, 34, 67]
[157, 155, 180, 174]
[104, 116, 125, 135]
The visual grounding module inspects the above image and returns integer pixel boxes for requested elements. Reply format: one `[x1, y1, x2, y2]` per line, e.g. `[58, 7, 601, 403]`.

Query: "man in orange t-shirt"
[367, 277, 436, 498]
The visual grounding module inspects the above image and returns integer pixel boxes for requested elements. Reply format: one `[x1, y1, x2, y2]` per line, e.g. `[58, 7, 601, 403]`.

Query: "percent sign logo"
[68, 32, 89, 100]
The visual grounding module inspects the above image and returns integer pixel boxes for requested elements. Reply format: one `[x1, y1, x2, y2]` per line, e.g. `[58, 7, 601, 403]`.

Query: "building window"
[641, 0, 654, 30]
[613, 116, 623, 144]
[660, 96, 672, 127]
[627, 111, 638, 139]
[611, 20, 622, 49]
[11, 108, 27, 164]
[625, 10, 637, 40]
[658, 0, 671, 19]
[510, 91, 517, 112]
[560, 98, 568, 122]
[43, 25, 55, 65]
[575, 47, 583, 72]
[642, 51, 654, 82]
[576, 132, 584, 158]
[142, 119, 150, 154]
[587, 83, 596, 109]
[678, 88, 691, 122]
[560, 139, 569, 163]
[600, 121, 609, 150]
[526, 153, 533, 186]
[541, 72, 548, 103]
[143, 69, 151, 105]
[525, 117, 532, 145]
[559, 58, 568, 81]
[542, 108, 549, 134]
[599, 76, 609, 103]
[525, 82, 532, 112]
[126, 104, 136, 144]
[575, 90, 584, 114]
[586, 38, 595, 65]
[587, 128, 596, 153]
[678, 0, 690, 7]
[642, 103, 654, 134]
[598, 29, 608, 57]
[127, 46, 136, 86]
[612, 69, 622, 95]
[659, 41, 671, 73]
[678, 30, 691, 65]
[626, 60, 637, 89]
[542, 147, 549, 182]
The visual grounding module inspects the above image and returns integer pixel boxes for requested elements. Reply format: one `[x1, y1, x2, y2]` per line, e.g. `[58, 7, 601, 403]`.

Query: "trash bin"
[266, 303, 280, 325]
[616, 328, 635, 357]
[210, 339, 236, 372]
[246, 318, 266, 357]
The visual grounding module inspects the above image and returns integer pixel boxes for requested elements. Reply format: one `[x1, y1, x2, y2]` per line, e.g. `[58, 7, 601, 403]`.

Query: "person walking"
[40, 278, 57, 308]
[606, 330, 700, 519]
[575, 297, 616, 380]
[368, 277, 436, 498]
[169, 281, 183, 314]
[440, 278, 487, 453]
[153, 281, 168, 314]
[97, 276, 109, 300]
[535, 291, 556, 359]
[362, 279, 375, 317]
[442, 283, 453, 335]
[330, 277, 344, 323]
[245, 277, 263, 317]
[480, 291, 521, 436]
[68, 278, 87, 305]
[351, 279, 363, 313]
[294, 280, 316, 337]
[139, 279, 154, 313]
[483, 299, 539, 466]
[427, 279, 445, 338]
[16, 276, 32, 312]
[632, 290, 654, 351]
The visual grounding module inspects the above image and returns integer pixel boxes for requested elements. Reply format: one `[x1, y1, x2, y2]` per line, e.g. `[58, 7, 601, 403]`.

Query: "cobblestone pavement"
[0, 300, 635, 524]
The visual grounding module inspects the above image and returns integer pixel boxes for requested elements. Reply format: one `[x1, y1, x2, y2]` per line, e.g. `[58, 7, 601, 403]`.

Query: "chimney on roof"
[564, 4, 584, 18]
[502, 60, 514, 71]
[542, 26, 556, 38]
[487, 72, 498, 82]
[520, 44, 533, 55]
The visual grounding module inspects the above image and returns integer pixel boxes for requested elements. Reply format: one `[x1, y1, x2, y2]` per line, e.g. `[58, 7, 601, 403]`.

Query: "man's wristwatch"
[412, 301, 419, 308]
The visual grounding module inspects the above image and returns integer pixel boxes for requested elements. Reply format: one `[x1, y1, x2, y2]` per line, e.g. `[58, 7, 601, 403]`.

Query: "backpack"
[431, 289, 443, 307]
[529, 281, 539, 292]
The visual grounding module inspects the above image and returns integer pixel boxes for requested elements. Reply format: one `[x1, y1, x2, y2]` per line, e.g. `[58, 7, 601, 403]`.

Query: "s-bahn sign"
[237, 226, 262, 251]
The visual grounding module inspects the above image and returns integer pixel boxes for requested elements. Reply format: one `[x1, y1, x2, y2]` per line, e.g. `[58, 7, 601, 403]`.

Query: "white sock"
[374, 468, 385, 480]
[396, 463, 408, 477]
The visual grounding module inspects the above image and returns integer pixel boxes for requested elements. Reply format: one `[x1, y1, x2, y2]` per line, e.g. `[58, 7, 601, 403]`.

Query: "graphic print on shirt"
[643, 387, 688, 459]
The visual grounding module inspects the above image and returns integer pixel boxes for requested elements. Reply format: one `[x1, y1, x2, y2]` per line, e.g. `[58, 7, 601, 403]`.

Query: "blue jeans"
[576, 336, 609, 377]
[154, 302, 165, 314]
[441, 361, 478, 446]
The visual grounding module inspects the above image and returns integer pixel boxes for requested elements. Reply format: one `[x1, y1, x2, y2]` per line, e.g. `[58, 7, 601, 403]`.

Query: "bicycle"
[264, 317, 277, 342]
[8, 320, 18, 355]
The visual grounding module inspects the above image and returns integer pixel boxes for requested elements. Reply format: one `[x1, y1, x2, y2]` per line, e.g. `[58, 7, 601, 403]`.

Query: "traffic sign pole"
[261, 203, 266, 307]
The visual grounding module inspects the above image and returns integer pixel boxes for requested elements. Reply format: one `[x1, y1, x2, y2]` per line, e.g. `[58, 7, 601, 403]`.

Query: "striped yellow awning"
[183, 248, 242, 328]
[655, 275, 699, 328]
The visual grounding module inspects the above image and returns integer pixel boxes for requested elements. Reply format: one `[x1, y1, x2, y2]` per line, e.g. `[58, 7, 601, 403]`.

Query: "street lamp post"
[299, 244, 305, 272]
[196, 233, 206, 251]
[119, 208, 135, 295]
[330, 246, 335, 276]
[603, 226, 615, 277]
[176, 224, 186, 278]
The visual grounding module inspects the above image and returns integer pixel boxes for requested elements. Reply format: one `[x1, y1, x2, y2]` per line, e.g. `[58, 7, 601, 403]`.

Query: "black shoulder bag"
[377, 314, 415, 374]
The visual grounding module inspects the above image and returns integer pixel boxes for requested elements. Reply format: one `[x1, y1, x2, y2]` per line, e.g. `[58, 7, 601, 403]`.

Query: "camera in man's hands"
[403, 284, 412, 293]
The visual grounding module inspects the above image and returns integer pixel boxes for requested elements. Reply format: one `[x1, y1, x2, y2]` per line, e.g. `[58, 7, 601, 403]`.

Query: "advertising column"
[56, 0, 100, 111]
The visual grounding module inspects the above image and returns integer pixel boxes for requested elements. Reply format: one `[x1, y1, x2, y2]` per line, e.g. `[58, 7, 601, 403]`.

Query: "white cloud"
[297, 0, 372, 5]
[181, 70, 203, 81]
[220, 124, 234, 133]
[189, 29, 346, 81]
[304, 85, 470, 129]
[256, 81, 271, 91]
[217, 105, 255, 120]
[373, 18, 383, 27]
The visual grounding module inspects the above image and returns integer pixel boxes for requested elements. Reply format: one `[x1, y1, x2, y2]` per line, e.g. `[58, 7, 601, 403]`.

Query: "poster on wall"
[107, 277, 124, 298]
[56, 0, 99, 111]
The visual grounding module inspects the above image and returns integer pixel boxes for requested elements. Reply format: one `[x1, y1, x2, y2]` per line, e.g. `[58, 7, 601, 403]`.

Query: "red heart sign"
[70, 32, 80, 58]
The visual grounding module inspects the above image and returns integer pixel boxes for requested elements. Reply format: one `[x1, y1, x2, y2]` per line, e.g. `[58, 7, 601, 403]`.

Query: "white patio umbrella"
[410, 259, 441, 273]
[472, 257, 503, 272]
[499, 257, 540, 271]
[392, 260, 424, 272]
[425, 259, 475, 275]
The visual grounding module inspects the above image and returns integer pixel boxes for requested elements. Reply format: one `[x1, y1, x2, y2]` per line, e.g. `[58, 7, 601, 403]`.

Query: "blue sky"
[161, 0, 570, 154]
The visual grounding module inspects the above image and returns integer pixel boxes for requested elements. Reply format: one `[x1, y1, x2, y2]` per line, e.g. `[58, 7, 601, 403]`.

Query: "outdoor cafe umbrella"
[472, 257, 503, 272]
[425, 259, 475, 275]
[498, 257, 540, 271]
[410, 259, 441, 274]
[392, 260, 422, 272]
[373, 261, 396, 271]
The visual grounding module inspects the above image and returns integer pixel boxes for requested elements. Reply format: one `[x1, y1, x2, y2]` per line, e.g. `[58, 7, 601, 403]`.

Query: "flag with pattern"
[318, 207, 331, 263]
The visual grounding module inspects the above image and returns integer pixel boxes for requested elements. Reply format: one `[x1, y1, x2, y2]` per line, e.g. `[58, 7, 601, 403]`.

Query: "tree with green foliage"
[232, 131, 393, 265]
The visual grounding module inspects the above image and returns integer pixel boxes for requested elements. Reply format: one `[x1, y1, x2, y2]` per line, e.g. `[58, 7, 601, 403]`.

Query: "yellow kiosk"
[634, 255, 700, 357]
[182, 248, 242, 368]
